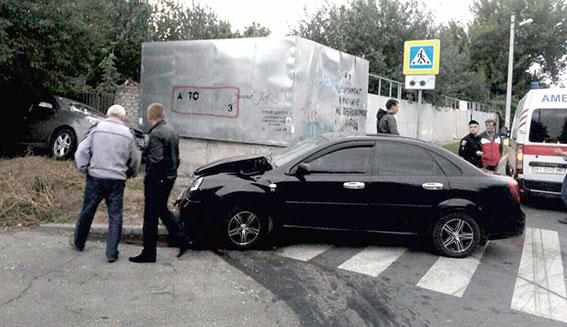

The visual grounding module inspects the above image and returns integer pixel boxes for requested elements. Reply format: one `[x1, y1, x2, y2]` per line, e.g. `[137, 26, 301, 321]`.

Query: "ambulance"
[507, 88, 567, 200]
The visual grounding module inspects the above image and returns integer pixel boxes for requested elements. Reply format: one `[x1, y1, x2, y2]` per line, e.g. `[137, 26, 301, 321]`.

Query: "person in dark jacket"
[130, 103, 182, 263]
[459, 120, 483, 168]
[378, 99, 400, 135]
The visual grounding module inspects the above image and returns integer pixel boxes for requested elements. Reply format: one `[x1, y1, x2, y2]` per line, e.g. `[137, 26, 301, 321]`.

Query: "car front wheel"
[432, 213, 480, 258]
[50, 128, 76, 160]
[223, 207, 268, 250]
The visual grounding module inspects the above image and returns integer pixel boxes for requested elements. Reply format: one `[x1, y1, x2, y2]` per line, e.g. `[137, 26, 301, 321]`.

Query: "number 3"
[227, 104, 233, 112]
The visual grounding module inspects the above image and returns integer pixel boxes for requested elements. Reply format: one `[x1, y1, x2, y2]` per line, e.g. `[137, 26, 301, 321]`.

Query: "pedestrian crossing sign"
[403, 39, 440, 75]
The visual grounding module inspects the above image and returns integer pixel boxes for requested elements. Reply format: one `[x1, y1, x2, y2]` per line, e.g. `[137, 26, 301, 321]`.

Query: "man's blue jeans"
[74, 175, 125, 259]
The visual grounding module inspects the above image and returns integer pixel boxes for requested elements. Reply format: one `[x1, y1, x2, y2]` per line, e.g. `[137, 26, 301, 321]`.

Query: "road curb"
[38, 223, 168, 242]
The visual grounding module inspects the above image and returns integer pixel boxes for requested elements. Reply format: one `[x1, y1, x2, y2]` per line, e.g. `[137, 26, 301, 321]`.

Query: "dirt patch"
[0, 156, 144, 230]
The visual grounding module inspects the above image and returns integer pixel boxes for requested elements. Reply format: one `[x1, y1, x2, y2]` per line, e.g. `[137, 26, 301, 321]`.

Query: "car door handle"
[422, 182, 444, 191]
[344, 182, 365, 190]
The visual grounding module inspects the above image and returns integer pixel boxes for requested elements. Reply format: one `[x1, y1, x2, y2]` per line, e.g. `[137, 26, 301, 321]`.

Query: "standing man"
[378, 99, 400, 135]
[458, 120, 483, 168]
[480, 119, 502, 171]
[130, 103, 181, 263]
[73, 105, 141, 263]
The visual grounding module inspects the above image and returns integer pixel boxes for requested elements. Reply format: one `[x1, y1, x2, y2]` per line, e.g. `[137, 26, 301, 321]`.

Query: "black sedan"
[176, 134, 525, 258]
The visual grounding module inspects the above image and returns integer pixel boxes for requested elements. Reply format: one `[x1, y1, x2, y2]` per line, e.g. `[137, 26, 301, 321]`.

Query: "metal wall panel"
[141, 37, 369, 146]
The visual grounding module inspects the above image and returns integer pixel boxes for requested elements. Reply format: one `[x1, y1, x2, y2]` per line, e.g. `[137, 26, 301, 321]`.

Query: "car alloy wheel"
[51, 129, 76, 160]
[440, 218, 475, 254]
[432, 213, 480, 258]
[227, 210, 261, 248]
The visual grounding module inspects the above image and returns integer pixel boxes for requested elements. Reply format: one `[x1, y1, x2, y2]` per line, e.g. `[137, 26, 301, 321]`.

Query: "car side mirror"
[295, 163, 311, 176]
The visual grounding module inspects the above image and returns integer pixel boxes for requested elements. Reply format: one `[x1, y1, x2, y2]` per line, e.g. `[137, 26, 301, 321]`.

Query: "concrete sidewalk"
[0, 230, 300, 327]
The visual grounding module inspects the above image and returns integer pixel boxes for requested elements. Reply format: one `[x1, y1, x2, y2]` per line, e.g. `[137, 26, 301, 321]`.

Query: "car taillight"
[516, 145, 524, 175]
[508, 178, 521, 203]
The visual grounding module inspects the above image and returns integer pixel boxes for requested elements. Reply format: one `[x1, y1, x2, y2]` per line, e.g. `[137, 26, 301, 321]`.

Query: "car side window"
[432, 153, 463, 176]
[377, 142, 443, 176]
[307, 145, 373, 174]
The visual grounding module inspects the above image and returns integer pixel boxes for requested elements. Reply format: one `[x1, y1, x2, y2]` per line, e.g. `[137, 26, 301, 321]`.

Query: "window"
[377, 142, 442, 176]
[529, 109, 567, 144]
[433, 153, 462, 176]
[307, 145, 373, 174]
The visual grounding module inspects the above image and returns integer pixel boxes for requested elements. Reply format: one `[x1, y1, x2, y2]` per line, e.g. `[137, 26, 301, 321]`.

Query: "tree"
[469, 0, 567, 103]
[96, 52, 121, 93]
[236, 22, 271, 38]
[294, 0, 436, 82]
[432, 22, 490, 106]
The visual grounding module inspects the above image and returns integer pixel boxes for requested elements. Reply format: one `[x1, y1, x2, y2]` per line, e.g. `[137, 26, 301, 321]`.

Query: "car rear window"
[529, 108, 567, 144]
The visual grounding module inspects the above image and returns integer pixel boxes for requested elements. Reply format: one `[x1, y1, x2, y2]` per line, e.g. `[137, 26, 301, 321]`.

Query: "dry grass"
[0, 156, 144, 230]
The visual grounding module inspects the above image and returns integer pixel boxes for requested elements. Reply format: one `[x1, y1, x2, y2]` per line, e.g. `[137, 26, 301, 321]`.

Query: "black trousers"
[142, 176, 180, 256]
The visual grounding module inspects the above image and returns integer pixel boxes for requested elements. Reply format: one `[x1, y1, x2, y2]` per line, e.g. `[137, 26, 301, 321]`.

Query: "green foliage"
[469, 0, 567, 101]
[0, 0, 270, 94]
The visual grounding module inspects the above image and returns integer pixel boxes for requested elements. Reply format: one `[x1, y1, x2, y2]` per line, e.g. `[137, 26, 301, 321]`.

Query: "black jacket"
[144, 120, 180, 180]
[458, 133, 482, 168]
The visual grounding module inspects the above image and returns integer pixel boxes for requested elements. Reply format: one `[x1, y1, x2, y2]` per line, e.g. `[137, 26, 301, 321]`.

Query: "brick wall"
[114, 80, 141, 126]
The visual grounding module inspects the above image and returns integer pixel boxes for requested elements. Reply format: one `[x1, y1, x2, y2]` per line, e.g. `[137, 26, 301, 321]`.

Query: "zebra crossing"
[274, 227, 567, 324]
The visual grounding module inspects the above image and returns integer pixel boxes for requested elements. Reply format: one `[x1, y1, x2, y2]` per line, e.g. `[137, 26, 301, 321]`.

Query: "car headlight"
[86, 116, 100, 125]
[190, 177, 204, 192]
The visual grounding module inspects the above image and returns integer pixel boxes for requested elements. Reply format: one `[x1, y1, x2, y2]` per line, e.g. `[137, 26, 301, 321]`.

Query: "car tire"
[432, 212, 481, 258]
[222, 206, 268, 250]
[50, 128, 77, 160]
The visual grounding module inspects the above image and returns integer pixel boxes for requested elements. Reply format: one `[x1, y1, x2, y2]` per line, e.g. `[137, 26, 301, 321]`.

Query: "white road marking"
[417, 246, 486, 297]
[511, 228, 567, 323]
[338, 246, 406, 277]
[275, 244, 332, 262]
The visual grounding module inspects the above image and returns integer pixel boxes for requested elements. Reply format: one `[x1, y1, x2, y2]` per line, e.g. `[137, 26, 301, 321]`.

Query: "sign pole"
[417, 90, 423, 139]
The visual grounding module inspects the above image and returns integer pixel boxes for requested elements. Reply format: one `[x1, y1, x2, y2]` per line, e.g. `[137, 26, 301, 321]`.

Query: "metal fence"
[72, 92, 116, 114]
[368, 73, 500, 113]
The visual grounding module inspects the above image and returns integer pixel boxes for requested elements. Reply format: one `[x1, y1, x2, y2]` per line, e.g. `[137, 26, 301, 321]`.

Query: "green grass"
[442, 142, 460, 155]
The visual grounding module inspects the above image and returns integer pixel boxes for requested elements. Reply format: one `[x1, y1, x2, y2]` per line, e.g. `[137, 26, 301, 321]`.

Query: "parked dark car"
[16, 95, 145, 159]
[176, 134, 525, 258]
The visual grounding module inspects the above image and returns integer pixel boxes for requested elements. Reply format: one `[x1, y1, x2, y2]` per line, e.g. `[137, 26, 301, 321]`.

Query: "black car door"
[21, 98, 58, 144]
[277, 141, 376, 230]
[364, 141, 450, 233]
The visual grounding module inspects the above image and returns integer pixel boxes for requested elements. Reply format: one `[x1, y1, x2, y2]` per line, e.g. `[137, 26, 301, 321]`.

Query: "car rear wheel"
[432, 213, 480, 258]
[50, 128, 76, 160]
[223, 206, 268, 250]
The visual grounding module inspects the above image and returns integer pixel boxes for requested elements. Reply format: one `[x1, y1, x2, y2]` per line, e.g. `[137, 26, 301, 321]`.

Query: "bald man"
[73, 105, 141, 263]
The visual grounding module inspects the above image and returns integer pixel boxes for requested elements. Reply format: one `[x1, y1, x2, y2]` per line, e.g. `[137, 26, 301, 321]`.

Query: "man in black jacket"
[130, 103, 182, 263]
[458, 120, 483, 168]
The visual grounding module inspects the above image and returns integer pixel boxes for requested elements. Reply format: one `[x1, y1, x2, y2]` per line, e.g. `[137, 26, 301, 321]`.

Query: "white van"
[507, 88, 567, 200]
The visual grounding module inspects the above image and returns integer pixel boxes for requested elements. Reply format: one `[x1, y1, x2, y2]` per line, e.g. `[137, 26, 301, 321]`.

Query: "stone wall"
[114, 80, 141, 125]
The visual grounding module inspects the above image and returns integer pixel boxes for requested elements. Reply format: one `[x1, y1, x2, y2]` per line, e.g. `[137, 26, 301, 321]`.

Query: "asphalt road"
[219, 198, 567, 327]
[2, 199, 566, 327]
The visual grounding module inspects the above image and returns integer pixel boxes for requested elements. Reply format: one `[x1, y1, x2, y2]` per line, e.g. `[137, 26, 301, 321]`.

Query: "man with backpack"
[377, 99, 400, 135]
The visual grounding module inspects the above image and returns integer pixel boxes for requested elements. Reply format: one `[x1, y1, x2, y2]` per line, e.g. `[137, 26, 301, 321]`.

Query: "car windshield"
[271, 135, 330, 167]
[529, 108, 567, 144]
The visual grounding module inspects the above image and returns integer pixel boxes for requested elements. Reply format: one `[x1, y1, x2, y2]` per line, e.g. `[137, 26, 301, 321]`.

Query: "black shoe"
[177, 240, 194, 258]
[69, 235, 84, 252]
[129, 253, 156, 263]
[559, 218, 567, 224]
[107, 256, 118, 263]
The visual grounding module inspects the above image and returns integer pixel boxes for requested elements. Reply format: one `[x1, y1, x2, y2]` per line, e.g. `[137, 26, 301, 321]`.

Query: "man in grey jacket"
[72, 105, 141, 263]
[378, 99, 400, 135]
